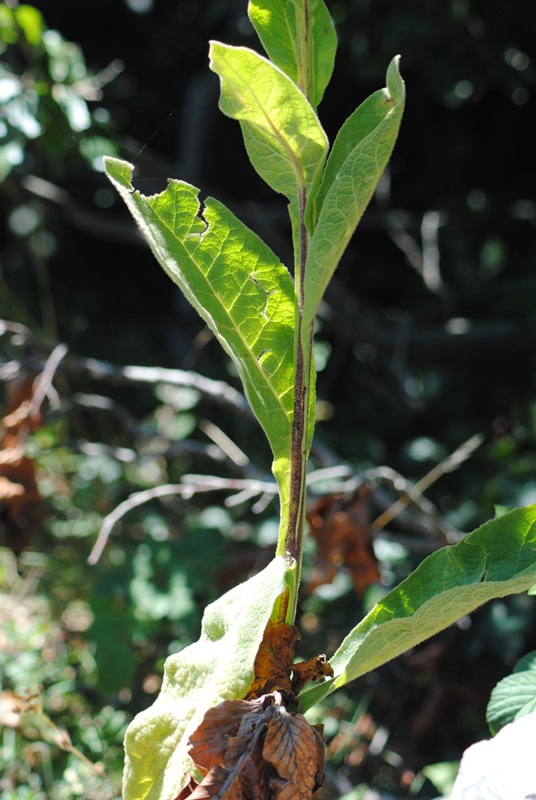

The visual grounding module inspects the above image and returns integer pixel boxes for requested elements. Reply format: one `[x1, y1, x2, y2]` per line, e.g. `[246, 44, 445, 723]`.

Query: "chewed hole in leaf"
[184, 198, 209, 239]
[130, 175, 169, 195]
[104, 156, 297, 466]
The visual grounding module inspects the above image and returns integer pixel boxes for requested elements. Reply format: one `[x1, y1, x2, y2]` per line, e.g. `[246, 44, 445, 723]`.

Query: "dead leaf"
[0, 375, 47, 555]
[248, 621, 333, 700]
[263, 705, 325, 798]
[248, 622, 299, 697]
[174, 774, 200, 799]
[291, 654, 333, 697]
[0, 443, 47, 555]
[184, 692, 325, 800]
[306, 488, 380, 595]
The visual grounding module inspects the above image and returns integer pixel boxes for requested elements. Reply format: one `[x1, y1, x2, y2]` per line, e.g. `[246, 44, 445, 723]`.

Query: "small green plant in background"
[103, 1, 536, 798]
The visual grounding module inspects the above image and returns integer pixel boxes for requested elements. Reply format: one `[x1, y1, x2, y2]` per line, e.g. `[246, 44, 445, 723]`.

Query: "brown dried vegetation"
[177, 622, 333, 800]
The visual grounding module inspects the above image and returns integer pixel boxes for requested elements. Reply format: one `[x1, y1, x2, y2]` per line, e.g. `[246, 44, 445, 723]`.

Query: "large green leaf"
[123, 556, 293, 800]
[209, 42, 328, 207]
[303, 57, 405, 324]
[103, 157, 295, 470]
[248, 0, 337, 108]
[300, 505, 536, 712]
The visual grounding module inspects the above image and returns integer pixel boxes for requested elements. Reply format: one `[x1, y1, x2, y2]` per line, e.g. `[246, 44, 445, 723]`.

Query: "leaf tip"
[103, 156, 135, 191]
[386, 55, 405, 105]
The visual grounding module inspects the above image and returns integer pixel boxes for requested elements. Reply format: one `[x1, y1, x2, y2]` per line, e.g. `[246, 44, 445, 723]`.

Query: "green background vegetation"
[1, 1, 536, 798]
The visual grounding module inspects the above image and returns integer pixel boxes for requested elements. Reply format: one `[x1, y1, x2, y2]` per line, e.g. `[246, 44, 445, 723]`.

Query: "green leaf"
[486, 672, 536, 735]
[123, 556, 293, 800]
[487, 650, 536, 734]
[300, 505, 536, 712]
[303, 56, 405, 323]
[209, 42, 328, 206]
[514, 650, 536, 673]
[248, 0, 337, 108]
[103, 157, 295, 472]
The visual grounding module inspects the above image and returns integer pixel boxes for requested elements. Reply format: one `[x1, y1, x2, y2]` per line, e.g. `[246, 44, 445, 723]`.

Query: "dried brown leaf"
[0, 445, 47, 555]
[306, 488, 379, 595]
[264, 706, 325, 798]
[184, 692, 325, 800]
[291, 654, 334, 696]
[249, 620, 333, 700]
[174, 775, 200, 799]
[189, 698, 264, 773]
[249, 621, 299, 697]
[1, 378, 47, 555]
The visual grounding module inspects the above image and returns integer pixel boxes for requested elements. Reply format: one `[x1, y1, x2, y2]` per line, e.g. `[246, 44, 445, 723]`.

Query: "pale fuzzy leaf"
[248, 0, 337, 108]
[122, 557, 292, 800]
[103, 157, 295, 472]
[303, 56, 405, 324]
[300, 505, 536, 711]
[209, 42, 328, 204]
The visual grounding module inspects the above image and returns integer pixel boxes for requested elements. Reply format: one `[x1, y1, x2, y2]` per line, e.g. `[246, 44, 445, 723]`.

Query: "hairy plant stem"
[281, 186, 313, 625]
[274, 2, 317, 626]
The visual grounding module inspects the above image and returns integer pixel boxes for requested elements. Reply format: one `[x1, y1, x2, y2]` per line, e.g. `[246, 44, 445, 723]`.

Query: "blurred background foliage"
[1, 0, 536, 798]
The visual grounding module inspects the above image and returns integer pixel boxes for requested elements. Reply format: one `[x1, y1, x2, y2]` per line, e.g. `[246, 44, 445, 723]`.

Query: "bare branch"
[88, 484, 192, 565]
[70, 355, 252, 418]
[87, 476, 278, 565]
[30, 343, 68, 419]
[370, 434, 484, 538]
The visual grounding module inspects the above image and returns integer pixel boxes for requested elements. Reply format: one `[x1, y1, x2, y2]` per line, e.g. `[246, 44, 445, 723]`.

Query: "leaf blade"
[486, 671, 536, 735]
[122, 557, 293, 800]
[248, 0, 337, 108]
[300, 505, 536, 711]
[209, 42, 328, 204]
[103, 156, 295, 468]
[303, 56, 405, 323]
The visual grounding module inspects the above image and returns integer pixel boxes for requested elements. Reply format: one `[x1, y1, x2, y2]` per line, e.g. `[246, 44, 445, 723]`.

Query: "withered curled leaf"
[291, 654, 333, 697]
[182, 692, 325, 800]
[248, 621, 299, 697]
[250, 620, 333, 700]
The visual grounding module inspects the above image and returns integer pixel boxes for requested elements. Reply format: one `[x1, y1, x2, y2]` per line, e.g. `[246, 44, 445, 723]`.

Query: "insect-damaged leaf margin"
[122, 556, 293, 800]
[103, 156, 295, 486]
